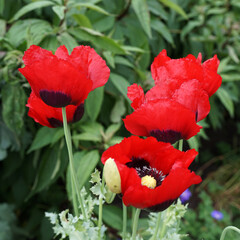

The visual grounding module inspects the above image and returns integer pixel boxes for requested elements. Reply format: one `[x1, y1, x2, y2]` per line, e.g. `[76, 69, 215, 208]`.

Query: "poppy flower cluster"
[124, 49, 222, 143]
[101, 50, 221, 211]
[19, 45, 110, 127]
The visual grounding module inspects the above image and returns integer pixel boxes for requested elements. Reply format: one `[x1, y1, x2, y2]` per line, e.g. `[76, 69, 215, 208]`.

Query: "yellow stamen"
[141, 175, 157, 189]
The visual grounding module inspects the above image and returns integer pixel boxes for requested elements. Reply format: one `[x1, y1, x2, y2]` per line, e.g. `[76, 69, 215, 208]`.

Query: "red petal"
[123, 99, 201, 141]
[22, 45, 54, 65]
[27, 91, 82, 127]
[19, 58, 92, 106]
[172, 79, 210, 121]
[127, 84, 145, 109]
[151, 50, 221, 96]
[151, 49, 171, 81]
[69, 46, 110, 90]
[122, 168, 201, 209]
[55, 45, 69, 60]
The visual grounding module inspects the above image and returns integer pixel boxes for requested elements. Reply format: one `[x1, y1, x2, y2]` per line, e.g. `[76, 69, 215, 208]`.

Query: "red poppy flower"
[151, 49, 222, 97]
[27, 91, 84, 128]
[123, 99, 201, 144]
[128, 80, 210, 122]
[19, 45, 110, 107]
[101, 136, 202, 211]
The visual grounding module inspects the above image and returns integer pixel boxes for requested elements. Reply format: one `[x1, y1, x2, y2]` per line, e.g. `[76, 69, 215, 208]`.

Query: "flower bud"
[103, 158, 121, 194]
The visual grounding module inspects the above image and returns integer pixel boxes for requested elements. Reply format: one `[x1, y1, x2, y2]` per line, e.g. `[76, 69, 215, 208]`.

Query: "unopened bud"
[103, 158, 121, 194]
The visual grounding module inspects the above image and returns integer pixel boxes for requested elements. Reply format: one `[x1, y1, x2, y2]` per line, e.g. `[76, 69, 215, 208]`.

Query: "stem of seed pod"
[220, 226, 240, 240]
[151, 212, 162, 240]
[122, 202, 127, 240]
[62, 107, 87, 220]
[98, 177, 105, 240]
[178, 139, 183, 151]
[131, 208, 141, 240]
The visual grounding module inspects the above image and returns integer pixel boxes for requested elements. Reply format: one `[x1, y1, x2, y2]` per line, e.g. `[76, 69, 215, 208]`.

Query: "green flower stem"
[62, 107, 87, 220]
[98, 177, 105, 240]
[132, 208, 141, 240]
[178, 139, 183, 151]
[122, 202, 127, 240]
[151, 212, 162, 240]
[71, 173, 78, 216]
[220, 226, 240, 240]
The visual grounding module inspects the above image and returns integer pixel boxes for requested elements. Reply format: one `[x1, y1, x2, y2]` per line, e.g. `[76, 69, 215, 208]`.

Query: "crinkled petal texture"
[19, 45, 110, 107]
[27, 92, 84, 128]
[101, 136, 201, 211]
[127, 84, 145, 110]
[145, 80, 210, 122]
[123, 99, 201, 144]
[151, 50, 222, 96]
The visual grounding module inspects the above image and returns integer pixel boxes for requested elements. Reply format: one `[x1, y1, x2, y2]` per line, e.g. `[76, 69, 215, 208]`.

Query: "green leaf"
[221, 74, 240, 82]
[132, 0, 152, 38]
[6, 19, 53, 47]
[151, 19, 174, 45]
[216, 88, 234, 117]
[74, 2, 112, 16]
[72, 132, 102, 142]
[226, 45, 239, 63]
[180, 20, 203, 40]
[30, 144, 67, 195]
[28, 127, 62, 153]
[187, 136, 199, 153]
[67, 150, 100, 200]
[86, 86, 104, 121]
[159, 0, 188, 19]
[114, 56, 134, 68]
[110, 73, 130, 102]
[1, 84, 26, 136]
[101, 205, 122, 231]
[72, 14, 92, 28]
[58, 32, 78, 53]
[52, 5, 66, 20]
[110, 97, 126, 123]
[0, 19, 6, 37]
[9, 1, 55, 22]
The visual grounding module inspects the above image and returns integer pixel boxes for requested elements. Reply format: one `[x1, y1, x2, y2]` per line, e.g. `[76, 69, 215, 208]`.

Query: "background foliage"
[0, 0, 239, 239]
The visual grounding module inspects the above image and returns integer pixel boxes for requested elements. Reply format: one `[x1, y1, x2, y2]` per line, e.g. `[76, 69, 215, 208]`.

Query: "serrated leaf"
[110, 73, 130, 102]
[74, 2, 112, 16]
[86, 86, 104, 121]
[132, 0, 152, 38]
[151, 19, 174, 45]
[159, 0, 188, 19]
[52, 5, 66, 20]
[10, 1, 54, 22]
[216, 87, 234, 117]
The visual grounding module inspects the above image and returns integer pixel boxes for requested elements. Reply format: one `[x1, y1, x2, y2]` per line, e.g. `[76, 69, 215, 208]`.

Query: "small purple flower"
[211, 210, 223, 221]
[180, 189, 192, 203]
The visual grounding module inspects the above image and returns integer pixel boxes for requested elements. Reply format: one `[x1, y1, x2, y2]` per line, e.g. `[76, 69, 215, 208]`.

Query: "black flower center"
[126, 157, 165, 187]
[149, 129, 182, 144]
[40, 90, 72, 108]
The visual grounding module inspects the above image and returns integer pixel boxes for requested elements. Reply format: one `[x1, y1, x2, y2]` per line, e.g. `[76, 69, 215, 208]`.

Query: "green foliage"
[0, 0, 240, 239]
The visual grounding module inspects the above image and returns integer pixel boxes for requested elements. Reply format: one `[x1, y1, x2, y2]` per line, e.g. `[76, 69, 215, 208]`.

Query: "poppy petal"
[123, 99, 201, 143]
[69, 46, 110, 90]
[27, 91, 84, 127]
[19, 58, 92, 107]
[22, 45, 54, 65]
[127, 84, 145, 109]
[55, 45, 69, 60]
